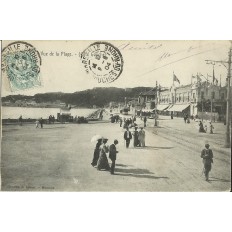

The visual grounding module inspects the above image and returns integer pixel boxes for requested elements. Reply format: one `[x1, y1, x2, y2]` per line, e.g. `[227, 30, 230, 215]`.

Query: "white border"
[0, 1, 231, 232]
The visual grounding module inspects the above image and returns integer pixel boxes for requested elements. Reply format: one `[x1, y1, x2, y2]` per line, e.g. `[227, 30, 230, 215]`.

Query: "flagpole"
[213, 65, 215, 84]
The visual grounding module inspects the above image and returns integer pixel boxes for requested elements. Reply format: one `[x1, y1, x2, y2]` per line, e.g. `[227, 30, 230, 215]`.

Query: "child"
[209, 122, 214, 134]
[204, 124, 207, 133]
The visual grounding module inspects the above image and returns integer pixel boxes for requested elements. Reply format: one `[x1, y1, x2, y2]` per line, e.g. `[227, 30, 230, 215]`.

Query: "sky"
[1, 40, 231, 97]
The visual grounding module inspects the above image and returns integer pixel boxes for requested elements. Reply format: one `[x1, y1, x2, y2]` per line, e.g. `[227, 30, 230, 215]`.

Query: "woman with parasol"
[97, 138, 110, 171]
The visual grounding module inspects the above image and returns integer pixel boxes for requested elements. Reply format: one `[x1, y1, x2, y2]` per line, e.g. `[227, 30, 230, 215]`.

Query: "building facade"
[139, 79, 229, 121]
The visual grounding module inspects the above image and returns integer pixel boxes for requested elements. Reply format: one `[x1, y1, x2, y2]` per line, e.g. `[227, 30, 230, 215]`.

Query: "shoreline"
[2, 108, 109, 125]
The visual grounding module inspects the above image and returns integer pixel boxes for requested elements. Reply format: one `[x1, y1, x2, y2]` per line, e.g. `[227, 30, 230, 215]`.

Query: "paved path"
[1, 116, 231, 191]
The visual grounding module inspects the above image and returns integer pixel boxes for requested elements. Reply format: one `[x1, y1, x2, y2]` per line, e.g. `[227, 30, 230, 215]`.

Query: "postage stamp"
[80, 41, 123, 83]
[1, 41, 42, 92]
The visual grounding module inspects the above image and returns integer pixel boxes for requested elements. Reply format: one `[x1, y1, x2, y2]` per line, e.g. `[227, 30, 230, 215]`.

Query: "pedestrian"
[48, 115, 51, 124]
[19, 115, 23, 126]
[201, 142, 213, 181]
[199, 121, 206, 133]
[91, 138, 102, 167]
[184, 114, 187, 123]
[171, 112, 173, 119]
[119, 117, 123, 127]
[35, 119, 39, 128]
[209, 122, 214, 134]
[97, 138, 110, 171]
[204, 124, 207, 133]
[133, 127, 139, 147]
[124, 127, 132, 148]
[109, 139, 119, 175]
[39, 117, 43, 128]
[144, 116, 147, 127]
[138, 127, 146, 147]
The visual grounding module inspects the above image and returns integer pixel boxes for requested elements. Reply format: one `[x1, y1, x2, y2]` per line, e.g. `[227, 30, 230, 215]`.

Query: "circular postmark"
[1, 41, 42, 92]
[81, 42, 123, 83]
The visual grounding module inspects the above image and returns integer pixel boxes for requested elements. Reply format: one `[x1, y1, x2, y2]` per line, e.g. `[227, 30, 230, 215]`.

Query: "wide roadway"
[1, 119, 231, 191]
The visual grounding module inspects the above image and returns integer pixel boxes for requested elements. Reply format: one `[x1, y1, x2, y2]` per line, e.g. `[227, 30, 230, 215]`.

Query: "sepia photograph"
[1, 40, 231, 192]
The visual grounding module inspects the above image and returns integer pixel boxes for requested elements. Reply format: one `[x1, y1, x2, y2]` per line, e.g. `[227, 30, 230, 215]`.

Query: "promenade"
[1, 113, 231, 191]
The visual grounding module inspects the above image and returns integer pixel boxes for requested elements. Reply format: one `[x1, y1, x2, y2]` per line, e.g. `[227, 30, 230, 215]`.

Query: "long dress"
[138, 130, 145, 147]
[133, 131, 139, 147]
[91, 141, 101, 166]
[97, 144, 110, 170]
[199, 122, 205, 133]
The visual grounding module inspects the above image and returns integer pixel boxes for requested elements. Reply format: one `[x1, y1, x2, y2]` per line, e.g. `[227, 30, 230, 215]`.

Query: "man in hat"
[124, 127, 132, 148]
[109, 139, 119, 175]
[201, 142, 213, 181]
[143, 116, 147, 127]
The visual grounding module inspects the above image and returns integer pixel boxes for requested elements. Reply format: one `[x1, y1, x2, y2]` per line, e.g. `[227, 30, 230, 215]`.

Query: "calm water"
[2, 107, 98, 119]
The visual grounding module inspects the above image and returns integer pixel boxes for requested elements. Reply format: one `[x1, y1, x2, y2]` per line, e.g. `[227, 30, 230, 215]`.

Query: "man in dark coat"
[19, 115, 23, 126]
[39, 117, 43, 128]
[109, 139, 119, 175]
[144, 116, 147, 127]
[124, 127, 132, 148]
[201, 142, 213, 181]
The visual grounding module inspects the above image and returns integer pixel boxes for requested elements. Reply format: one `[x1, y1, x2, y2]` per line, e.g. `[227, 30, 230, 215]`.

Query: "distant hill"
[2, 87, 152, 108]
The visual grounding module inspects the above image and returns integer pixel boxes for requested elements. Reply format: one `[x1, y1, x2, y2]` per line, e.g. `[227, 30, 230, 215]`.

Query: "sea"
[1, 106, 98, 119]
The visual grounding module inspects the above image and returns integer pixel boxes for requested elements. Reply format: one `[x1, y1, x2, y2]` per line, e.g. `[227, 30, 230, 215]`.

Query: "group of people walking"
[91, 138, 119, 175]
[90, 125, 146, 175]
[36, 117, 44, 128]
[199, 121, 214, 134]
[124, 127, 145, 148]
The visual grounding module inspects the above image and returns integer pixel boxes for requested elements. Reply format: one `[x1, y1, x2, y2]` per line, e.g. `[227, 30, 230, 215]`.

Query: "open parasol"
[91, 134, 102, 142]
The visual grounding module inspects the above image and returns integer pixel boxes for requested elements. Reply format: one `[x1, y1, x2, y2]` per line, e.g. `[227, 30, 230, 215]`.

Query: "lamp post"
[201, 98, 204, 122]
[225, 47, 231, 148]
[205, 42, 231, 148]
[210, 97, 213, 122]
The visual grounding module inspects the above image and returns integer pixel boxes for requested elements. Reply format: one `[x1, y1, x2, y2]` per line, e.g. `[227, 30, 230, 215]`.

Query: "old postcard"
[1, 40, 231, 191]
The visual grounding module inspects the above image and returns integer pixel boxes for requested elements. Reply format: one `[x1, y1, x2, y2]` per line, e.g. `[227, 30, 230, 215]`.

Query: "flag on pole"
[173, 73, 180, 84]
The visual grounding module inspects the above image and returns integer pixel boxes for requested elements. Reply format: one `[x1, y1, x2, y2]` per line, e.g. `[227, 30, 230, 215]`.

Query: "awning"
[156, 105, 170, 111]
[164, 105, 173, 111]
[167, 104, 190, 112]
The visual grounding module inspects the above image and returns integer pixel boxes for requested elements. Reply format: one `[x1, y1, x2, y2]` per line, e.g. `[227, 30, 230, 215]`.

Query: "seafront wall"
[2, 108, 102, 125]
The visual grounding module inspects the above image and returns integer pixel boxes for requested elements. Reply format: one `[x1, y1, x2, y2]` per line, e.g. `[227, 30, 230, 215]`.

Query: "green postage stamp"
[1, 41, 42, 92]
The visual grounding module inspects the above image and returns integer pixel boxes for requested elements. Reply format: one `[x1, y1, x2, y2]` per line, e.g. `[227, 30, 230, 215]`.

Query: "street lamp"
[225, 47, 231, 148]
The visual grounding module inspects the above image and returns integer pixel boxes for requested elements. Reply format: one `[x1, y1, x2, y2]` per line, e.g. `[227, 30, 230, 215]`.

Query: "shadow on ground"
[114, 167, 169, 180]
[209, 177, 231, 183]
[116, 164, 132, 167]
[41, 127, 66, 129]
[135, 146, 174, 150]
